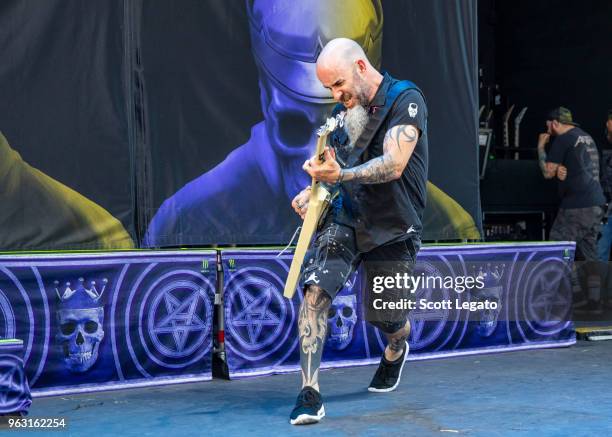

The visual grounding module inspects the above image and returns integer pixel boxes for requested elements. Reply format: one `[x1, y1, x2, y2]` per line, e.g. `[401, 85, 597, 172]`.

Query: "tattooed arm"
[537, 133, 559, 179]
[302, 124, 419, 185]
[339, 124, 419, 184]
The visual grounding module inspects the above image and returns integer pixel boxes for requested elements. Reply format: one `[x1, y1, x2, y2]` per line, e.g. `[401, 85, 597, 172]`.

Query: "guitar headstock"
[316, 112, 345, 137]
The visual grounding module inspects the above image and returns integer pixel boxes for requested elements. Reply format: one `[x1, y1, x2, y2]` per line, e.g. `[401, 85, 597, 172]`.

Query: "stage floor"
[24, 340, 611, 436]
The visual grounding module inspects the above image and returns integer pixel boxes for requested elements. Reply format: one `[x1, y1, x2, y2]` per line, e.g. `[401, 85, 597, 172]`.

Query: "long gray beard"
[344, 105, 369, 146]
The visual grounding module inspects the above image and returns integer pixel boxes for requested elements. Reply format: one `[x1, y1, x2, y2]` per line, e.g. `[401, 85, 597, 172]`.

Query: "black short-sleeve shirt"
[547, 127, 605, 208]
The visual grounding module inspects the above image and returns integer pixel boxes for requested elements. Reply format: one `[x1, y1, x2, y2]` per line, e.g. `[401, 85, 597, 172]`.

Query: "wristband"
[336, 169, 344, 185]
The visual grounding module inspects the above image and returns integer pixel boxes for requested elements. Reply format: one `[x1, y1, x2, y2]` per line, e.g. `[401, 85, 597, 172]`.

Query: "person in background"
[537, 107, 605, 313]
[596, 110, 612, 307]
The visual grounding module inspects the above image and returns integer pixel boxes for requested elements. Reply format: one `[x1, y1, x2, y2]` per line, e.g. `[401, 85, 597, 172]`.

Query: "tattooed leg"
[383, 320, 411, 362]
[298, 285, 332, 391]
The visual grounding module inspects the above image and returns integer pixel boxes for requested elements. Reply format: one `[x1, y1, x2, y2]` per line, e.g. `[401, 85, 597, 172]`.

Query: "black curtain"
[0, 0, 136, 250]
[382, 0, 482, 238]
[494, 0, 612, 151]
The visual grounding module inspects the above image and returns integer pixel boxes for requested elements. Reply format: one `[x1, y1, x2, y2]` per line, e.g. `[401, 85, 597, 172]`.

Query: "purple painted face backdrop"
[143, 0, 482, 247]
[0, 1, 480, 250]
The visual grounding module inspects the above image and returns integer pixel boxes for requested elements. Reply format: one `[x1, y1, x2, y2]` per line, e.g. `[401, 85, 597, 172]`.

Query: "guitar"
[513, 107, 528, 159]
[283, 113, 343, 298]
[503, 104, 515, 148]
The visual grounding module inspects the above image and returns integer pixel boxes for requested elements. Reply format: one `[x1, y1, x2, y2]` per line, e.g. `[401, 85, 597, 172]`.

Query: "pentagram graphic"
[521, 258, 572, 336]
[124, 268, 214, 374]
[0, 356, 30, 412]
[408, 292, 447, 348]
[407, 260, 452, 350]
[374, 258, 456, 352]
[231, 283, 281, 347]
[0, 288, 16, 339]
[0, 266, 47, 387]
[147, 280, 210, 358]
[225, 266, 295, 361]
[529, 276, 571, 324]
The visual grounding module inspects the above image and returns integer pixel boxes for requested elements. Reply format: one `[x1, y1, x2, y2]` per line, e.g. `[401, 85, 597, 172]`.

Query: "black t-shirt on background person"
[598, 134, 612, 203]
[547, 127, 605, 209]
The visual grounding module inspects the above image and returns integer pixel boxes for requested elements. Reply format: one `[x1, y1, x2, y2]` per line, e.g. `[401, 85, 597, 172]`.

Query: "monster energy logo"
[228, 259, 236, 269]
[201, 259, 209, 271]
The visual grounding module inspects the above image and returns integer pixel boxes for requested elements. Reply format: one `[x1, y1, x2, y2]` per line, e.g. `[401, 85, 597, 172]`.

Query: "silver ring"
[297, 202, 304, 209]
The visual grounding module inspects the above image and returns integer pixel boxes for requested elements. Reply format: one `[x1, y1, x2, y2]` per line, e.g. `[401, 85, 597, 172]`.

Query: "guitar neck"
[283, 115, 337, 299]
[311, 133, 328, 188]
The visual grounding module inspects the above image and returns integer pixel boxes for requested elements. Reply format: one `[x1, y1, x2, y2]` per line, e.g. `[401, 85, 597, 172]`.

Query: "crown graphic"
[54, 277, 108, 308]
[473, 264, 505, 286]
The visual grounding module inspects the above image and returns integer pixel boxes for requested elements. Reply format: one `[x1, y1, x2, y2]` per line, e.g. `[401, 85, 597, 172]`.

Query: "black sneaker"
[289, 386, 325, 425]
[368, 342, 409, 393]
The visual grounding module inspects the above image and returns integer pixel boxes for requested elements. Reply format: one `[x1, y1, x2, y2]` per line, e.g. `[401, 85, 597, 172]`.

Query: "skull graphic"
[474, 265, 504, 337]
[54, 278, 107, 372]
[247, 0, 383, 199]
[326, 295, 357, 350]
[56, 307, 104, 372]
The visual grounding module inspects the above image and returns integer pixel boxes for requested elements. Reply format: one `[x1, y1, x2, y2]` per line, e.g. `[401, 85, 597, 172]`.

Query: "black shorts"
[550, 206, 603, 262]
[299, 220, 419, 333]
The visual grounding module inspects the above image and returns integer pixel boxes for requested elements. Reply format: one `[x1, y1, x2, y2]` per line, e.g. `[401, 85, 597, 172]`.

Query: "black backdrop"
[479, 0, 612, 151]
[0, 0, 135, 250]
[0, 0, 481, 250]
[381, 0, 480, 223]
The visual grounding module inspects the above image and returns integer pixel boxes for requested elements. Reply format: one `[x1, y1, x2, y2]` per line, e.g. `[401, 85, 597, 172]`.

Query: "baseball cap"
[547, 107, 579, 126]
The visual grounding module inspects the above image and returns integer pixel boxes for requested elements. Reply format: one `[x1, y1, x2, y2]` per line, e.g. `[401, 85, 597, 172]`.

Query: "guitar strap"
[340, 80, 422, 168]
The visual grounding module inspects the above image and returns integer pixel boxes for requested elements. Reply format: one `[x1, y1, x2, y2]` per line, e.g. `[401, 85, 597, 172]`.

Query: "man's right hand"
[291, 187, 311, 220]
[556, 165, 567, 181]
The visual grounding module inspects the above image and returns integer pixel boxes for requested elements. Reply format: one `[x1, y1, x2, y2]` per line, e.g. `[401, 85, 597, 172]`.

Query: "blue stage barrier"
[221, 243, 576, 378]
[0, 251, 217, 396]
[0, 244, 576, 394]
